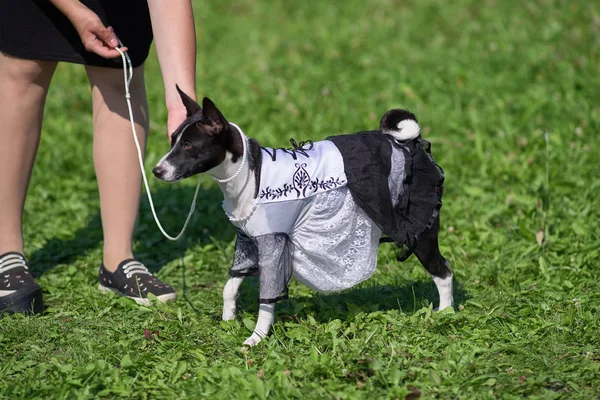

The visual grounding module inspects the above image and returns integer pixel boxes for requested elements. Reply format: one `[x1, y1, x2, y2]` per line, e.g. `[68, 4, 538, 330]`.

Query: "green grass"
[1, 0, 599, 398]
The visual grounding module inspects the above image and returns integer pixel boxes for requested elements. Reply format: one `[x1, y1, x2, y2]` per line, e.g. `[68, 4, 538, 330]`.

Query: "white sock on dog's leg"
[433, 274, 454, 310]
[222, 276, 244, 321]
[243, 303, 275, 346]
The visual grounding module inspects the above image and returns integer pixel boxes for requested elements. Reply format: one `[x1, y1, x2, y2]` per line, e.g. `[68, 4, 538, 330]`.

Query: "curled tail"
[380, 109, 420, 141]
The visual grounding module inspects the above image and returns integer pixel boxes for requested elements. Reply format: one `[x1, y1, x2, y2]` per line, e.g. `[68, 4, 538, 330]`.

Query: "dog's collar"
[209, 122, 248, 184]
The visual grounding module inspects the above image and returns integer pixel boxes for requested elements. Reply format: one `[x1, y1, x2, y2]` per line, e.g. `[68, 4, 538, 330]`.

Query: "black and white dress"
[227, 129, 443, 304]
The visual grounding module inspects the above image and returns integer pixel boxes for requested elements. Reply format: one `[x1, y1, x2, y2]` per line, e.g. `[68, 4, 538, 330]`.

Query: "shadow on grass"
[28, 180, 470, 322]
[28, 185, 233, 276]
[234, 269, 470, 322]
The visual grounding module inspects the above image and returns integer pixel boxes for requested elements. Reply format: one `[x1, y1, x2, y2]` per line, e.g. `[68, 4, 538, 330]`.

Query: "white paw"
[242, 332, 263, 347]
[222, 308, 236, 321]
[433, 275, 453, 312]
[436, 300, 454, 311]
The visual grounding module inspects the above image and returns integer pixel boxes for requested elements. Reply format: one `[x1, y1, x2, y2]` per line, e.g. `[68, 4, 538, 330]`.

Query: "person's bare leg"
[85, 64, 148, 272]
[0, 53, 57, 255]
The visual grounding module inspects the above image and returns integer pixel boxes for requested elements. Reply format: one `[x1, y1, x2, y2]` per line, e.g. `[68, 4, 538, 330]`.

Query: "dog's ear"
[201, 97, 228, 135]
[176, 84, 201, 117]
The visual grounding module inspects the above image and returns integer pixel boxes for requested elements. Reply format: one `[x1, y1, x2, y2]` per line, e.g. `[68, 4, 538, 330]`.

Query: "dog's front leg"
[242, 233, 291, 346]
[224, 231, 259, 321]
[243, 303, 275, 346]
[222, 276, 244, 320]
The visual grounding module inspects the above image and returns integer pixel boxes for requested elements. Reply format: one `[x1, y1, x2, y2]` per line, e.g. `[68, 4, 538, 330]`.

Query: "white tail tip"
[379, 109, 420, 141]
[388, 119, 420, 140]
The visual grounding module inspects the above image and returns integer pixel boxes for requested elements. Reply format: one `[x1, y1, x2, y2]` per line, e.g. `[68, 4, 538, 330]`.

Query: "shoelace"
[122, 261, 152, 279]
[0, 254, 28, 274]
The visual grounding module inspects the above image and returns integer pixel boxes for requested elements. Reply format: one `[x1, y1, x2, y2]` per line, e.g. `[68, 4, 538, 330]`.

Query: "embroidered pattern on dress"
[258, 138, 347, 204]
[259, 162, 346, 200]
[293, 163, 310, 197]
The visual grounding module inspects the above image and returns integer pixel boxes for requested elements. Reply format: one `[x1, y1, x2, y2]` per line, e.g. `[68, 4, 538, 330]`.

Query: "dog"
[153, 87, 453, 346]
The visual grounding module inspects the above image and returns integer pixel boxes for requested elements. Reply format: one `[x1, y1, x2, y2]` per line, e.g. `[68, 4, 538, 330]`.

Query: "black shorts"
[0, 0, 153, 68]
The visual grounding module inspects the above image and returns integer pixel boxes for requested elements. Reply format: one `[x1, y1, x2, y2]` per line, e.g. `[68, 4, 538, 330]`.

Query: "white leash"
[115, 46, 201, 241]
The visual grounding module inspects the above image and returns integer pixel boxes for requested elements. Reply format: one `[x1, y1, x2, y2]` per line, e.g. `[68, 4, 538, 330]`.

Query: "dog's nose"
[152, 165, 165, 179]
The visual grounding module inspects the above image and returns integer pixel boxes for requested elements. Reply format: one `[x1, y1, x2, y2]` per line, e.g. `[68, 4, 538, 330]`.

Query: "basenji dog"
[153, 87, 453, 346]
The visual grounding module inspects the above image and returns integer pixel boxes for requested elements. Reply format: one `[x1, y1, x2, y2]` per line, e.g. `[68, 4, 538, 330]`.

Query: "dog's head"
[153, 86, 242, 182]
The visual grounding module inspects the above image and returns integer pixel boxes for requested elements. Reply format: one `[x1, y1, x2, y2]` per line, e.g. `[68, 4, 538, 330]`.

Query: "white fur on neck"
[208, 143, 256, 221]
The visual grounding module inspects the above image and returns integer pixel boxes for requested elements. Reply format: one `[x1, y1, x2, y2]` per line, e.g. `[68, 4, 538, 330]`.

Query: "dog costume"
[227, 126, 444, 304]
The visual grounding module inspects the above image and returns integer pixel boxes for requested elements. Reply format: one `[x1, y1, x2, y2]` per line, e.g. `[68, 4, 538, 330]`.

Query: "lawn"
[1, 0, 599, 398]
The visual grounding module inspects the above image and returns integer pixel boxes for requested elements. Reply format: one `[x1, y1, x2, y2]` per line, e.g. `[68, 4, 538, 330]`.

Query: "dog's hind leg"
[222, 276, 244, 321]
[412, 217, 454, 310]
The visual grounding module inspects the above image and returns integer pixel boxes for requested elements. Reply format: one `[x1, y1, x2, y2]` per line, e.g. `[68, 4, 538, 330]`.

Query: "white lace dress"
[287, 186, 382, 292]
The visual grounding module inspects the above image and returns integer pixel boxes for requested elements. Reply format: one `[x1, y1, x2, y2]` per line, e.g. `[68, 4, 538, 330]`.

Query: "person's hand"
[167, 107, 188, 139]
[69, 6, 126, 58]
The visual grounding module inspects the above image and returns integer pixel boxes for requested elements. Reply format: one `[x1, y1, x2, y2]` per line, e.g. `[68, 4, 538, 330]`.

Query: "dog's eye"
[182, 142, 192, 151]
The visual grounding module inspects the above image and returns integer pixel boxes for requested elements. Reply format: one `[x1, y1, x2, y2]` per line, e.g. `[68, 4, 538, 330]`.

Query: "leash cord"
[115, 46, 201, 241]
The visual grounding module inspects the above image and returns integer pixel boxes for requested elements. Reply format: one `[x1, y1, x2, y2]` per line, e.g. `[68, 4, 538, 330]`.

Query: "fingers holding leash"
[54, 0, 127, 59]
[79, 21, 127, 59]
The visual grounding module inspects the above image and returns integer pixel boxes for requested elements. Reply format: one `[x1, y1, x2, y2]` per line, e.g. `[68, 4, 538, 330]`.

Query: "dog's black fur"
[153, 86, 263, 191]
[380, 109, 418, 132]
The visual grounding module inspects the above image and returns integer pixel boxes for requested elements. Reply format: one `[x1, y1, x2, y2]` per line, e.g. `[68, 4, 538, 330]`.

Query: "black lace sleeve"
[229, 230, 259, 277]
